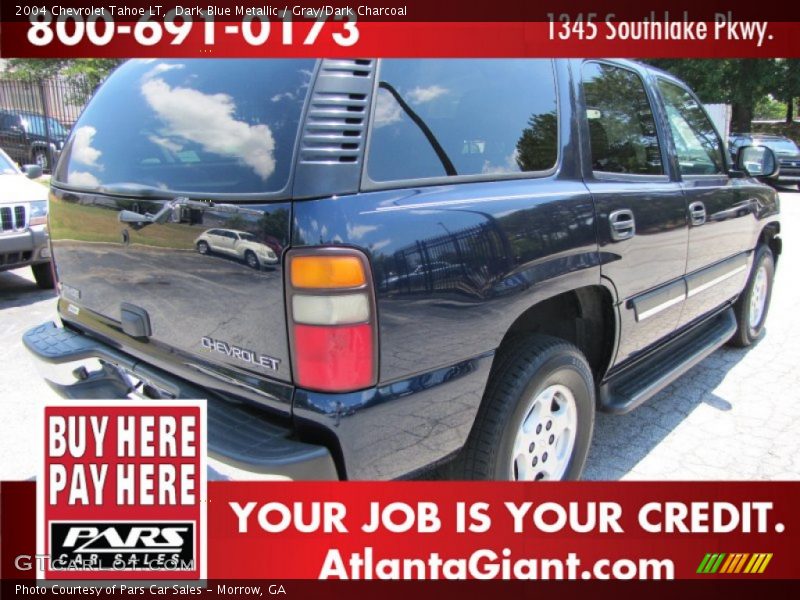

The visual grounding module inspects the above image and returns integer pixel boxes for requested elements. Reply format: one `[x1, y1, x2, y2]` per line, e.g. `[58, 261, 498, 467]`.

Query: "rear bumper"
[23, 321, 339, 481]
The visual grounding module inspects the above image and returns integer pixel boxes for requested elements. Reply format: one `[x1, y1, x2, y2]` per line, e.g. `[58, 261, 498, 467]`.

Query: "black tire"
[196, 241, 209, 255]
[730, 245, 774, 347]
[31, 263, 55, 289]
[450, 335, 595, 481]
[244, 250, 260, 269]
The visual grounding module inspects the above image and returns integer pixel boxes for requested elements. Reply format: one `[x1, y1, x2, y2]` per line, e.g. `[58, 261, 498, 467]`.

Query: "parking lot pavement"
[585, 191, 800, 480]
[1, 192, 799, 481]
[0, 268, 57, 480]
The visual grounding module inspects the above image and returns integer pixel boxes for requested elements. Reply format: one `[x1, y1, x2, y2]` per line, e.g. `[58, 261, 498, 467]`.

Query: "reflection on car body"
[194, 228, 278, 269]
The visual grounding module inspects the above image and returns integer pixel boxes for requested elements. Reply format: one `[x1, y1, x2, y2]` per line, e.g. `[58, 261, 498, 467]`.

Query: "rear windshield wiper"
[118, 196, 211, 229]
[118, 196, 245, 229]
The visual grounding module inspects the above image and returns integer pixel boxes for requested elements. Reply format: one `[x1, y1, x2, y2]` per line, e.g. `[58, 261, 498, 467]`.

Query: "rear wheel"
[31, 263, 55, 289]
[450, 335, 595, 481]
[730, 245, 774, 347]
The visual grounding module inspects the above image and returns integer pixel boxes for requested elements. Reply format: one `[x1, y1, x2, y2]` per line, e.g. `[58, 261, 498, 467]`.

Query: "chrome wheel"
[749, 264, 768, 329]
[510, 384, 577, 481]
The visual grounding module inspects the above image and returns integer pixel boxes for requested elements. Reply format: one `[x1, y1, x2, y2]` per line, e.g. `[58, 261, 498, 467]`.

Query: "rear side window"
[582, 62, 663, 175]
[657, 79, 725, 175]
[367, 59, 558, 183]
[54, 59, 315, 195]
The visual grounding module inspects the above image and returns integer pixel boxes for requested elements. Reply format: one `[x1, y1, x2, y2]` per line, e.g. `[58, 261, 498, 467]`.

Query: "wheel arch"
[758, 221, 781, 267]
[490, 284, 617, 384]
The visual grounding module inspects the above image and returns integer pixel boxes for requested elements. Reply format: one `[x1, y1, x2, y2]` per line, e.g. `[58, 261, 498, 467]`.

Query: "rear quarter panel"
[290, 58, 606, 479]
[291, 175, 600, 478]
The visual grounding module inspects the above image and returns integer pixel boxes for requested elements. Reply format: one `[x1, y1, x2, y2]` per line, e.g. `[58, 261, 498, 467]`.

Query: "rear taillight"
[286, 248, 378, 392]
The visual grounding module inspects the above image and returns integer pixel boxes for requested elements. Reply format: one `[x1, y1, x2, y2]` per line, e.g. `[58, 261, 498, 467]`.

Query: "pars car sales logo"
[38, 401, 207, 579]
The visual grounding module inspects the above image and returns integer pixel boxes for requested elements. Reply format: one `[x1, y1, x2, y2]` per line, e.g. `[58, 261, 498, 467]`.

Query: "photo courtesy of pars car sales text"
[14, 584, 285, 596]
[0, 0, 799, 589]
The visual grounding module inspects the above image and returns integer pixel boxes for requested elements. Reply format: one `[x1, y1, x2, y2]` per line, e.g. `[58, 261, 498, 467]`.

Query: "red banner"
[2, 20, 800, 58]
[37, 402, 207, 580]
[3, 480, 799, 580]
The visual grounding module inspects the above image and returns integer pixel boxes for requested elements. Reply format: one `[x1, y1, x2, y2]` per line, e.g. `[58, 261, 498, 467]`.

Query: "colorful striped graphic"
[697, 553, 773, 574]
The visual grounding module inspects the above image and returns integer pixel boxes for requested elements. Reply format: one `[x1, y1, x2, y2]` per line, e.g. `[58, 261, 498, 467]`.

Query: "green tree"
[257, 208, 289, 242]
[226, 214, 248, 231]
[5, 59, 121, 92]
[774, 59, 800, 123]
[515, 112, 557, 172]
[754, 95, 786, 121]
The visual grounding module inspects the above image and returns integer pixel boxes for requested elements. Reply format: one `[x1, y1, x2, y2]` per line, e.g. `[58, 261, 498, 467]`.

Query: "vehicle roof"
[212, 229, 250, 235]
[591, 59, 692, 90]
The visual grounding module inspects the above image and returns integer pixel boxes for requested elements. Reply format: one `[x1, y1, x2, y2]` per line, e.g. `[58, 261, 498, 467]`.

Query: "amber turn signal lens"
[290, 255, 366, 289]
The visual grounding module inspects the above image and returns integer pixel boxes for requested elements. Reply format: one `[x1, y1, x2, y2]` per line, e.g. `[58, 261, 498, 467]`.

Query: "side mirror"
[21, 164, 43, 179]
[736, 145, 779, 179]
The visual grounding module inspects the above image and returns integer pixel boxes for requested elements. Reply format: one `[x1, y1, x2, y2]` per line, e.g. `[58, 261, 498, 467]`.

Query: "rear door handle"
[609, 209, 636, 241]
[689, 201, 707, 226]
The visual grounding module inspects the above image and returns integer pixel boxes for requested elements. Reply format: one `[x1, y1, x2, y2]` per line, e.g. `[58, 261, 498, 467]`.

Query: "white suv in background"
[0, 148, 52, 288]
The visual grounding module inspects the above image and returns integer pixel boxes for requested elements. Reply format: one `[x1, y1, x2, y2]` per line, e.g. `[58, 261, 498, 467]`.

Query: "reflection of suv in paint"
[195, 228, 278, 269]
[0, 110, 69, 172]
[25, 59, 781, 482]
[0, 148, 53, 288]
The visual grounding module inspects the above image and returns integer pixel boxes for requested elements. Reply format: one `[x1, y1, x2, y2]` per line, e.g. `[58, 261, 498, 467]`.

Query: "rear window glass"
[367, 59, 558, 183]
[54, 59, 315, 195]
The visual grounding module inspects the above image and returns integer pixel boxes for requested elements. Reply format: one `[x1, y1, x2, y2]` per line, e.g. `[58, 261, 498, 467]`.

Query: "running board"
[598, 307, 737, 414]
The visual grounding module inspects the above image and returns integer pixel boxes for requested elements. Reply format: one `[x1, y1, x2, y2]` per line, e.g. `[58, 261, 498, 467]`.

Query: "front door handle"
[689, 201, 707, 226]
[609, 209, 636, 241]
